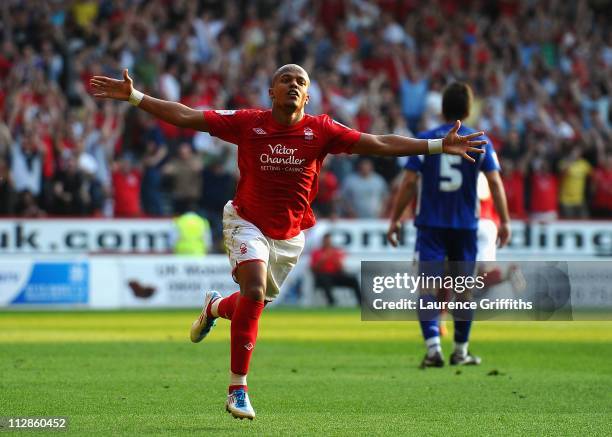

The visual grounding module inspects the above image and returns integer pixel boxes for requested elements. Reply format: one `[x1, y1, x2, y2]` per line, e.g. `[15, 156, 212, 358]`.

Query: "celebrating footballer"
[90, 63, 486, 420]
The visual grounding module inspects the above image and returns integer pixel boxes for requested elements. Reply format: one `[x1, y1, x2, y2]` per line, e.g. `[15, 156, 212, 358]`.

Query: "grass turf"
[0, 309, 611, 436]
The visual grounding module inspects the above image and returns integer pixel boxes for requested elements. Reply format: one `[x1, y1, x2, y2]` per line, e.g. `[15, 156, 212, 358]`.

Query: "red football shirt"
[311, 247, 345, 274]
[316, 171, 339, 204]
[530, 173, 558, 213]
[503, 170, 526, 218]
[204, 109, 361, 239]
[480, 196, 500, 226]
[112, 170, 142, 217]
[592, 167, 612, 210]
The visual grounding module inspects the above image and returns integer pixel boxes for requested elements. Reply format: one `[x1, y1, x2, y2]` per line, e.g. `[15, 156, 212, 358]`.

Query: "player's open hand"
[387, 220, 402, 247]
[442, 120, 486, 163]
[90, 69, 133, 101]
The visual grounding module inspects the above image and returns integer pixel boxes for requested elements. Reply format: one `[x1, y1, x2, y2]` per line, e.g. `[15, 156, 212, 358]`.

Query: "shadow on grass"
[157, 426, 245, 432]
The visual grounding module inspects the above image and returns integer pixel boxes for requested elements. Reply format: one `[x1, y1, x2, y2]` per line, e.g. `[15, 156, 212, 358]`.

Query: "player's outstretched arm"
[90, 69, 209, 132]
[351, 120, 485, 162]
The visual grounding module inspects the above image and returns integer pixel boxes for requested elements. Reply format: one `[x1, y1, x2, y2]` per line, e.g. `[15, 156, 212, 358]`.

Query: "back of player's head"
[442, 82, 473, 121]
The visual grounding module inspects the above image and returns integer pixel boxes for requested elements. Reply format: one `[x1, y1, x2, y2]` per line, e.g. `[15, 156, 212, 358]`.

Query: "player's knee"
[241, 284, 265, 302]
[235, 259, 268, 302]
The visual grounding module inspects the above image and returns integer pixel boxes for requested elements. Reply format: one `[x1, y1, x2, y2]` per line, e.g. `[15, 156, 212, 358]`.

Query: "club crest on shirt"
[215, 110, 236, 115]
[304, 127, 313, 140]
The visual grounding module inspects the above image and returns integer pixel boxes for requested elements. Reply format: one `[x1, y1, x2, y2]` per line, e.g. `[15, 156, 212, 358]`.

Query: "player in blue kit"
[387, 82, 511, 367]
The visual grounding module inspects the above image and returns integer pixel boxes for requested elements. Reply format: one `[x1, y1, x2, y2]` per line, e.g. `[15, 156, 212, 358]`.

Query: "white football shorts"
[477, 218, 498, 262]
[222, 201, 305, 301]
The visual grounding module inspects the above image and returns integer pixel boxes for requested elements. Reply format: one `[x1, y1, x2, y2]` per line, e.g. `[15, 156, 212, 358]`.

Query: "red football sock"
[208, 291, 240, 320]
[230, 295, 265, 376]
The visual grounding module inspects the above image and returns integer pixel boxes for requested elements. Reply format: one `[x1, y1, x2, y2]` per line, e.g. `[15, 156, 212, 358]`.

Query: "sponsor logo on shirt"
[259, 143, 308, 173]
[259, 144, 307, 169]
[215, 110, 236, 115]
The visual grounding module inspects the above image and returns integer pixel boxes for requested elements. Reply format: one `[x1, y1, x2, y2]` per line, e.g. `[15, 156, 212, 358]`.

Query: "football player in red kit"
[91, 64, 486, 420]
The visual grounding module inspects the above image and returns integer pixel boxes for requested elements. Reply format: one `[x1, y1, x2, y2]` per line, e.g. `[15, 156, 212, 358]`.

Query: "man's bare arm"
[485, 170, 511, 247]
[352, 121, 486, 163]
[90, 69, 209, 131]
[387, 170, 419, 247]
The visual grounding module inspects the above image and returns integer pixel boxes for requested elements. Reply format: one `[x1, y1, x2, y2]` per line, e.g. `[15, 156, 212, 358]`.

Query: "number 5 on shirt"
[439, 154, 463, 192]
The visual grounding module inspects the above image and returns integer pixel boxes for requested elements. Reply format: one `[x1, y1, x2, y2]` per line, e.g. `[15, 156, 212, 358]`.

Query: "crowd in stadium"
[0, 0, 610, 226]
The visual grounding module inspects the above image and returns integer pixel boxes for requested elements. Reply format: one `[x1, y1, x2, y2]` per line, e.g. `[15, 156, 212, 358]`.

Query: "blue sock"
[453, 307, 474, 343]
[418, 294, 440, 340]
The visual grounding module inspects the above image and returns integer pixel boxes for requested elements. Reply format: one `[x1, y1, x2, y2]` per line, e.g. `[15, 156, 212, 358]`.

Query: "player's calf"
[213, 291, 241, 319]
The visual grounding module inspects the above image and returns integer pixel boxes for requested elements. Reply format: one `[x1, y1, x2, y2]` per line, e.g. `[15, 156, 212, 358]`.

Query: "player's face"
[269, 70, 310, 111]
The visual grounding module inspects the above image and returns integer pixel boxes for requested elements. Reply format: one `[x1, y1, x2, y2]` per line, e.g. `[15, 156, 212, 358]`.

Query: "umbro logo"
[253, 128, 267, 135]
[244, 342, 254, 351]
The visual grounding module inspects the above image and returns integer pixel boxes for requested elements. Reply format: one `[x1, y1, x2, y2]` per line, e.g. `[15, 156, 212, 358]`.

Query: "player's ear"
[268, 87, 274, 101]
[305, 93, 309, 105]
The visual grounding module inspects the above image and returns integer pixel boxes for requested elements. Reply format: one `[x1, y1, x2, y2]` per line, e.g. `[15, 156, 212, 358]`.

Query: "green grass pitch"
[1, 309, 611, 436]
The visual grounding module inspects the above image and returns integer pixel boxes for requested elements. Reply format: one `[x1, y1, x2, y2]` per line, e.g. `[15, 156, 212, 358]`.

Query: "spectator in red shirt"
[310, 233, 360, 306]
[591, 154, 612, 218]
[529, 160, 558, 222]
[501, 158, 526, 218]
[112, 155, 142, 217]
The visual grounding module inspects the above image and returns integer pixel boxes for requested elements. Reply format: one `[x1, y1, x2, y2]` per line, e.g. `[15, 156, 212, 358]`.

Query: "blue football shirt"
[405, 123, 500, 230]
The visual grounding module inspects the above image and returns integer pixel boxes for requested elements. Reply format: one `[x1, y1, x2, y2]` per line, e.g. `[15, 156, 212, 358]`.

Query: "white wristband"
[427, 138, 443, 154]
[128, 88, 144, 106]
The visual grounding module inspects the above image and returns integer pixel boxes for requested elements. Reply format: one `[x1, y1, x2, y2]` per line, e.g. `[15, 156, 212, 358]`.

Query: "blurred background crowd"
[0, 0, 610, 243]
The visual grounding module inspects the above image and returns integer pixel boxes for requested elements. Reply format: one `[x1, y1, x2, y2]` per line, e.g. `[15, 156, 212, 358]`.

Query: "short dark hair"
[442, 82, 473, 121]
[271, 64, 309, 86]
